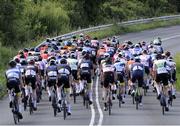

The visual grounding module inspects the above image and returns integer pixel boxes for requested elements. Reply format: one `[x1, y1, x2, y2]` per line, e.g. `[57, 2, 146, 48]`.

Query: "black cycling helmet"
[70, 53, 76, 59]
[60, 58, 67, 64]
[28, 59, 35, 65]
[156, 53, 162, 60]
[134, 57, 141, 63]
[9, 60, 16, 68]
[20, 60, 27, 66]
[50, 59, 56, 65]
[15, 58, 20, 63]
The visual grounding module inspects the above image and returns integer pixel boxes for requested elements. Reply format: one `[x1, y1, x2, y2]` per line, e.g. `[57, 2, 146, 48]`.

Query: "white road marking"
[162, 34, 180, 41]
[96, 76, 103, 126]
[89, 79, 95, 126]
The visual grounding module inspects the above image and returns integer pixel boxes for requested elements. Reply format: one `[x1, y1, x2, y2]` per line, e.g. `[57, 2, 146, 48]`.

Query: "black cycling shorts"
[144, 66, 150, 75]
[117, 72, 124, 83]
[7, 79, 21, 93]
[103, 72, 114, 88]
[156, 73, 168, 86]
[72, 70, 78, 80]
[80, 72, 91, 83]
[40, 70, 45, 77]
[47, 79, 56, 87]
[131, 71, 144, 87]
[57, 76, 70, 88]
[25, 76, 36, 89]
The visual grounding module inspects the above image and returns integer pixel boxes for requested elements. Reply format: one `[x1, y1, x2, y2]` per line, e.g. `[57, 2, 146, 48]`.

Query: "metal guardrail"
[36, 14, 180, 48]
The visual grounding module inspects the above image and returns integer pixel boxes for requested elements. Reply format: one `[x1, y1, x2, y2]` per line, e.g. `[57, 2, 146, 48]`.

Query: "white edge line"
[89, 79, 95, 126]
[96, 76, 104, 126]
[162, 34, 180, 41]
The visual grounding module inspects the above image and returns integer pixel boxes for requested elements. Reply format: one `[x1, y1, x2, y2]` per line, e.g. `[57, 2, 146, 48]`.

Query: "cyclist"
[46, 59, 58, 101]
[131, 57, 145, 106]
[114, 53, 126, 103]
[139, 50, 152, 89]
[5, 60, 23, 119]
[57, 58, 72, 115]
[67, 53, 80, 94]
[78, 50, 94, 105]
[24, 59, 38, 111]
[101, 54, 116, 111]
[153, 54, 169, 111]
[153, 39, 164, 54]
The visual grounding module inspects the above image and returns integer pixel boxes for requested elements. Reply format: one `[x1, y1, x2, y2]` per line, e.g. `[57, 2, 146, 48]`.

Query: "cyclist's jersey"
[97, 49, 106, 57]
[132, 47, 142, 56]
[57, 64, 71, 78]
[38, 60, 46, 70]
[67, 58, 78, 71]
[19, 65, 26, 76]
[114, 61, 125, 74]
[6, 68, 21, 81]
[154, 45, 163, 54]
[153, 59, 168, 74]
[25, 65, 38, 77]
[83, 46, 92, 53]
[139, 54, 152, 67]
[16, 63, 21, 70]
[46, 65, 58, 80]
[91, 40, 99, 47]
[102, 63, 115, 73]
[123, 50, 133, 59]
[166, 60, 176, 72]
[127, 60, 135, 70]
[131, 63, 144, 73]
[79, 59, 93, 74]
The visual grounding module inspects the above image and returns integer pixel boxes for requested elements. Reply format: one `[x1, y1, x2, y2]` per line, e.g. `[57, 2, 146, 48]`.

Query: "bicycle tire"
[118, 94, 121, 108]
[86, 94, 89, 109]
[63, 102, 67, 120]
[73, 88, 76, 104]
[13, 112, 18, 125]
[29, 96, 33, 115]
[136, 98, 139, 110]
[108, 98, 111, 115]
[54, 107, 57, 117]
[162, 106, 165, 115]
[132, 95, 135, 104]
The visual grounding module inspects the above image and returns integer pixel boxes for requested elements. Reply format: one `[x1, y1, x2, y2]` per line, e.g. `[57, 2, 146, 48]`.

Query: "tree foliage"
[0, 0, 179, 47]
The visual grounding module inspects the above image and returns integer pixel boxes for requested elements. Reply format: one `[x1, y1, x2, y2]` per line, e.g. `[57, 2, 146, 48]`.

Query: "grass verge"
[1, 19, 180, 99]
[87, 19, 180, 39]
[175, 54, 180, 91]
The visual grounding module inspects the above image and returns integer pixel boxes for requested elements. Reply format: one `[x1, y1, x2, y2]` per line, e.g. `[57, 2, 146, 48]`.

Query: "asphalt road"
[1, 25, 180, 125]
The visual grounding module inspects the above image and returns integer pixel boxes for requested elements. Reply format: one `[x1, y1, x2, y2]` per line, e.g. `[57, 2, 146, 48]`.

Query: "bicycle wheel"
[162, 106, 165, 115]
[13, 112, 18, 124]
[29, 96, 33, 115]
[132, 95, 135, 104]
[52, 95, 57, 117]
[85, 93, 89, 109]
[136, 97, 139, 110]
[108, 98, 111, 115]
[118, 94, 122, 108]
[73, 86, 76, 104]
[63, 101, 67, 120]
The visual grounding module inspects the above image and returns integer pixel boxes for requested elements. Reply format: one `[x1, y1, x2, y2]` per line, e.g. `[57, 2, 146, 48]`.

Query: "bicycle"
[10, 89, 20, 124]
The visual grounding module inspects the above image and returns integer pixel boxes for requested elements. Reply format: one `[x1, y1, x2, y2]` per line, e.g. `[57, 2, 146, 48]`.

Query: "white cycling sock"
[8, 93, 12, 102]
[47, 87, 51, 97]
[79, 81, 84, 91]
[57, 87, 61, 101]
[89, 91, 93, 101]
[19, 104, 22, 113]
[172, 88, 176, 95]
[25, 85, 29, 96]
[68, 104, 71, 113]
[155, 84, 160, 96]
[33, 99, 37, 108]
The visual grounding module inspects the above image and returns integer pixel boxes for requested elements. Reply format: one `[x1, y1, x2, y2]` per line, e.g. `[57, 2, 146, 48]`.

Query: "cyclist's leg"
[57, 78, 62, 106]
[103, 73, 110, 110]
[161, 73, 170, 111]
[31, 77, 37, 110]
[117, 73, 125, 103]
[87, 73, 93, 104]
[47, 79, 55, 101]
[64, 79, 72, 115]
[154, 74, 161, 99]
